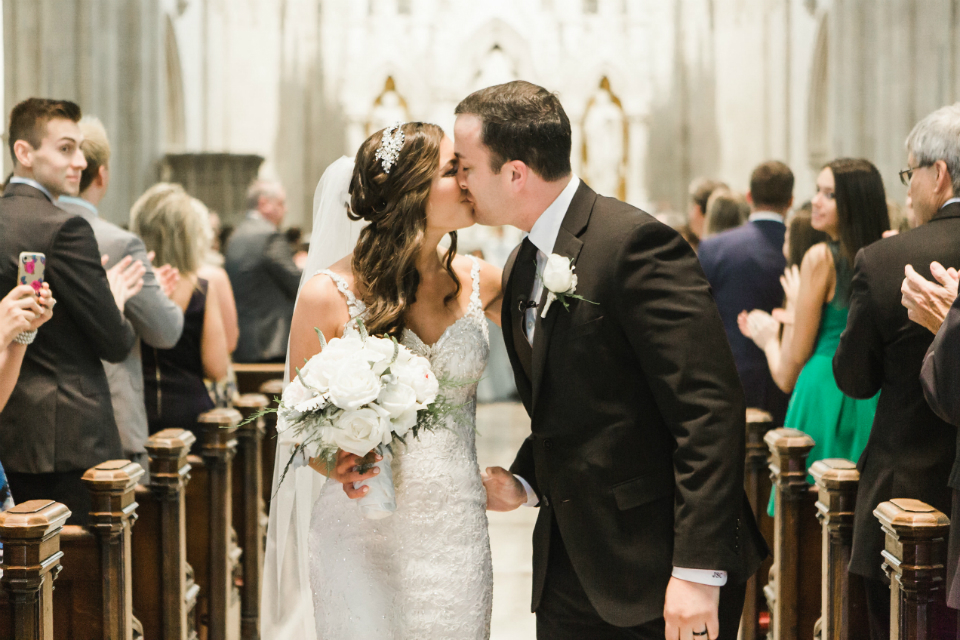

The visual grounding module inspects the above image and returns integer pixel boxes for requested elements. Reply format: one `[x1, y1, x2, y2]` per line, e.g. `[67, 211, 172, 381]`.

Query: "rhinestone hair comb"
[375, 122, 405, 174]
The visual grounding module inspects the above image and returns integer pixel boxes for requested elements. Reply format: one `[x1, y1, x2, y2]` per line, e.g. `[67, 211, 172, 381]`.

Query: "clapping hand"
[737, 309, 781, 349]
[780, 264, 801, 310]
[901, 261, 960, 334]
[147, 251, 180, 298]
[481, 466, 526, 512]
[103, 254, 146, 313]
[310, 449, 383, 500]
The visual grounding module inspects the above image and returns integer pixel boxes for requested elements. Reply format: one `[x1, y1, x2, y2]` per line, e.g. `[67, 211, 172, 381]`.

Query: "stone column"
[0, 500, 71, 640]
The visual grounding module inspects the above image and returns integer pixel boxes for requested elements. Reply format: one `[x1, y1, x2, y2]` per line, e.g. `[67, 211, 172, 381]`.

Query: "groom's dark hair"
[455, 81, 572, 182]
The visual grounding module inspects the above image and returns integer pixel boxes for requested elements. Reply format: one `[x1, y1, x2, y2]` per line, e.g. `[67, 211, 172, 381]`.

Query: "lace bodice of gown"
[308, 257, 493, 640]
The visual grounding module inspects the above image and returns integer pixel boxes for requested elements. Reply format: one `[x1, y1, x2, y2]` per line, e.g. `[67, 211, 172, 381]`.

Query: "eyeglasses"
[900, 163, 932, 187]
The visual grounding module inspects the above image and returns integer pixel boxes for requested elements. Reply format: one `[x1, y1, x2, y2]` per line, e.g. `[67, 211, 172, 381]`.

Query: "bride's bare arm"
[475, 258, 504, 325]
[287, 273, 351, 383]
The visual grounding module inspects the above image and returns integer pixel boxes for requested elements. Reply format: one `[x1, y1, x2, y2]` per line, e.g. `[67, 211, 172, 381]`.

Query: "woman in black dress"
[131, 184, 230, 436]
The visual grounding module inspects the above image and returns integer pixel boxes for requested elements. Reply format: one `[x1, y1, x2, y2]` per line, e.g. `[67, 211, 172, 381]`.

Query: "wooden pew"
[231, 394, 269, 640]
[186, 408, 242, 640]
[742, 408, 775, 640]
[54, 460, 145, 639]
[764, 428, 821, 640]
[132, 429, 200, 640]
[811, 458, 866, 640]
[875, 499, 951, 640]
[0, 500, 71, 640]
[233, 363, 285, 396]
[258, 378, 283, 508]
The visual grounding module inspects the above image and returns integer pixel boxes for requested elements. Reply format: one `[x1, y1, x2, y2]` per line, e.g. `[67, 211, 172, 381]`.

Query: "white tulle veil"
[260, 155, 364, 638]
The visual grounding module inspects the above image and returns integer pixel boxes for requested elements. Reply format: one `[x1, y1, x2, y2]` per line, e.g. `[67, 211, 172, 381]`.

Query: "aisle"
[475, 402, 538, 640]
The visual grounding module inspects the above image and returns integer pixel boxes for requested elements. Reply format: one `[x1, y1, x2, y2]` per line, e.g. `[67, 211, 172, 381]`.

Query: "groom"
[458, 82, 767, 640]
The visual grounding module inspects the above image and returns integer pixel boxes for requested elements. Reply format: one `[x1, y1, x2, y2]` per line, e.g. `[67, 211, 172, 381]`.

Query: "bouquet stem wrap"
[355, 444, 396, 519]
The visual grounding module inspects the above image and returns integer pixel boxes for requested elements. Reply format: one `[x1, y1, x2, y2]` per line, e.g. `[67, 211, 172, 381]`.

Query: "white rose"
[394, 356, 440, 405]
[391, 407, 419, 438]
[328, 358, 383, 410]
[312, 333, 363, 389]
[330, 406, 392, 455]
[377, 382, 418, 418]
[542, 254, 576, 293]
[281, 377, 313, 407]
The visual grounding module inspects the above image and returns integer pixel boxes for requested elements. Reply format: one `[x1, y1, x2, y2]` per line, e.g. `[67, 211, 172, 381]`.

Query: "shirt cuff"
[671, 567, 727, 586]
[514, 474, 539, 507]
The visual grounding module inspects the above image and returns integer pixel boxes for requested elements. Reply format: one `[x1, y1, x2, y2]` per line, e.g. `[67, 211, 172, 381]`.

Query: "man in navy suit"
[698, 161, 793, 424]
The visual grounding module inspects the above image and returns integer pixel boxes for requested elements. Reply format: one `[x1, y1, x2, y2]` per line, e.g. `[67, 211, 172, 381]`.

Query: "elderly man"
[225, 180, 301, 363]
[833, 102, 960, 639]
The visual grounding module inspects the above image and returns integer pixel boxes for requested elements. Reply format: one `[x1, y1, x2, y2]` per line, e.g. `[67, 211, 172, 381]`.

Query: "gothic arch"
[459, 19, 536, 91]
[164, 14, 186, 150]
[807, 13, 830, 170]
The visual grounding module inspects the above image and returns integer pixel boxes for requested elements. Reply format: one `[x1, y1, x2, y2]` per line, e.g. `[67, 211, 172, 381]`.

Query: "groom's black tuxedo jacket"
[502, 181, 767, 626]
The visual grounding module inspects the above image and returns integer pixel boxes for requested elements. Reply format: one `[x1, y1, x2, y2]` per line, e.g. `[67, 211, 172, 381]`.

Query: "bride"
[261, 122, 504, 639]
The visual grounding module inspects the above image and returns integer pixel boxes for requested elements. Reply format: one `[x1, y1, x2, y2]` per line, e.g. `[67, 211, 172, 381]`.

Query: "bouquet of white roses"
[248, 318, 463, 519]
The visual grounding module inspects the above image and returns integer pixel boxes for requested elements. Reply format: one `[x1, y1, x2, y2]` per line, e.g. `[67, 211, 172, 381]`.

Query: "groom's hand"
[663, 577, 720, 640]
[481, 466, 526, 511]
[312, 449, 382, 500]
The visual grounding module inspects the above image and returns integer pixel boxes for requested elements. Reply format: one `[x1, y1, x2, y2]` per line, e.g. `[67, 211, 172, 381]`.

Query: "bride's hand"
[310, 449, 383, 500]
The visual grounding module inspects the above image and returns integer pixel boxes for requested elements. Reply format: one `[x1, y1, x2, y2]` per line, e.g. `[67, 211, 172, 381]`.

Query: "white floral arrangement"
[243, 318, 465, 519]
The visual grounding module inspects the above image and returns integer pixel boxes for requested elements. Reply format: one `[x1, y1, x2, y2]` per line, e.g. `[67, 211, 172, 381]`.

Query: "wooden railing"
[0, 500, 71, 640]
[742, 408, 776, 640]
[258, 378, 283, 508]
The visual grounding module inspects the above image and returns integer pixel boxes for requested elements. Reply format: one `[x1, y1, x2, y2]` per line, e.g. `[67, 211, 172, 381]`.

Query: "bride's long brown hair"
[349, 122, 460, 337]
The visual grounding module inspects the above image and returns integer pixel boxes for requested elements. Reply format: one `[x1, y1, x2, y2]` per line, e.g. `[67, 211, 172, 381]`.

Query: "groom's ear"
[504, 160, 528, 192]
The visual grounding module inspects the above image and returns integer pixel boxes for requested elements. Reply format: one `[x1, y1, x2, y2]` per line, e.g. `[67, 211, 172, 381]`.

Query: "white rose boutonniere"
[540, 253, 597, 318]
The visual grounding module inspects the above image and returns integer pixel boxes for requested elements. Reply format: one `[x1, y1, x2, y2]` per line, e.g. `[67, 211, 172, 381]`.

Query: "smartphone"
[17, 252, 46, 296]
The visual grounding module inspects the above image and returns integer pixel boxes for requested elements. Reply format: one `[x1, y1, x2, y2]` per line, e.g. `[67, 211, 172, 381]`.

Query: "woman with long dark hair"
[740, 158, 888, 512]
[274, 123, 503, 639]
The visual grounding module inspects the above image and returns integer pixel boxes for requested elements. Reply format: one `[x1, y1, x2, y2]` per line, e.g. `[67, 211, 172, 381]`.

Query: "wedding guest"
[784, 203, 829, 267]
[131, 184, 230, 436]
[0, 283, 55, 514]
[702, 188, 749, 238]
[57, 116, 184, 471]
[679, 177, 726, 251]
[0, 98, 142, 526]
[833, 103, 960, 639]
[741, 159, 887, 517]
[194, 199, 239, 354]
[699, 161, 794, 424]
[225, 179, 301, 362]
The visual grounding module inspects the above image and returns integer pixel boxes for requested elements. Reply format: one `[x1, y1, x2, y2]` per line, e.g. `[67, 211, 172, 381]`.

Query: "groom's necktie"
[512, 238, 538, 379]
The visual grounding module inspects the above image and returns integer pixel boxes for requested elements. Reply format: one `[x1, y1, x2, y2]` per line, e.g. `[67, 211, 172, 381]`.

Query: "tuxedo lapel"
[529, 182, 596, 411]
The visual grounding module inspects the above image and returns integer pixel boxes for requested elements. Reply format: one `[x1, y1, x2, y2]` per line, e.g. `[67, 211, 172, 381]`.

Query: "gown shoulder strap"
[317, 269, 366, 317]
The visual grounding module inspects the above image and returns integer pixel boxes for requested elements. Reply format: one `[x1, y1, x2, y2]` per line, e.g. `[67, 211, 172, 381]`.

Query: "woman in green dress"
[739, 158, 890, 515]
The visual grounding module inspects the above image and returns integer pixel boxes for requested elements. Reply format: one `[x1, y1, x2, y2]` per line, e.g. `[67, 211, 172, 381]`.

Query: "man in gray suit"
[225, 180, 301, 362]
[58, 117, 183, 471]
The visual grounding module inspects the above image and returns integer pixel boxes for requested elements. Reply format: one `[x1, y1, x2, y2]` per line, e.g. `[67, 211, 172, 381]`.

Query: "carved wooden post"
[82, 459, 145, 640]
[742, 408, 774, 640]
[259, 378, 283, 508]
[875, 499, 951, 640]
[196, 407, 242, 640]
[764, 428, 815, 640]
[0, 500, 71, 640]
[811, 458, 866, 640]
[140, 428, 199, 640]
[232, 394, 268, 640]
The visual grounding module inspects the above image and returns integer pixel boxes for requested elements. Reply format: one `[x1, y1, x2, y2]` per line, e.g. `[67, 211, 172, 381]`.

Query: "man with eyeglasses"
[833, 102, 960, 639]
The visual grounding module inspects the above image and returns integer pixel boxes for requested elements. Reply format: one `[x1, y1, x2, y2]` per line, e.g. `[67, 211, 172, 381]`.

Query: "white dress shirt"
[748, 210, 786, 225]
[511, 174, 727, 587]
[9, 176, 54, 202]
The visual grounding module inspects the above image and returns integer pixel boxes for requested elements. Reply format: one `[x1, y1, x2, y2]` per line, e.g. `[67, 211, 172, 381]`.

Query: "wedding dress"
[307, 257, 493, 639]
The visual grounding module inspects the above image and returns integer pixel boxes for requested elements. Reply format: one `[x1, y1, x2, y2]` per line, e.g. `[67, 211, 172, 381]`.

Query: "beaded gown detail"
[308, 257, 493, 639]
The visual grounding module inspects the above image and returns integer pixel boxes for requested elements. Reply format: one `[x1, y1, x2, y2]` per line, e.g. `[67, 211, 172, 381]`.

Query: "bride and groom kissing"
[261, 80, 767, 640]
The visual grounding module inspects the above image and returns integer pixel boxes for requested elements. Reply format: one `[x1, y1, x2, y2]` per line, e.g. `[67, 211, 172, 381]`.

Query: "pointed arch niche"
[807, 14, 830, 171]
[581, 77, 628, 201]
[367, 76, 410, 136]
[164, 14, 186, 151]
